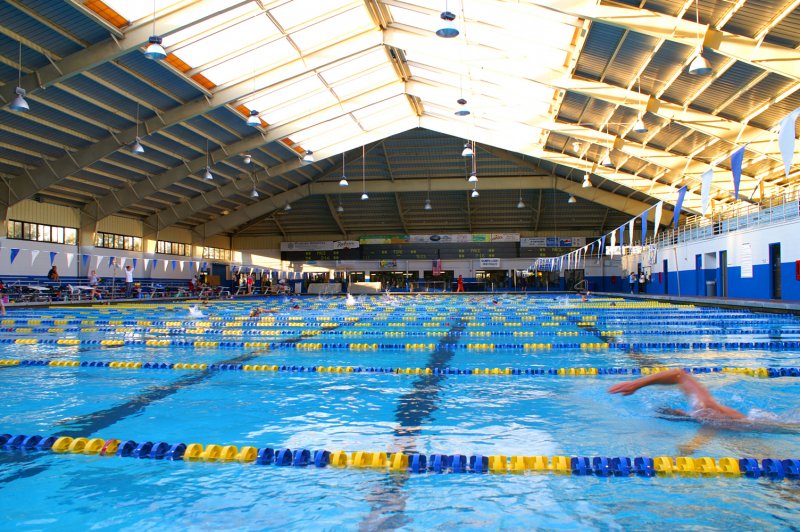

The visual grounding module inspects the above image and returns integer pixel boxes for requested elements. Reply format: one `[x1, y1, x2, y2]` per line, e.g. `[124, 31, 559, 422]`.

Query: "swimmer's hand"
[608, 381, 640, 396]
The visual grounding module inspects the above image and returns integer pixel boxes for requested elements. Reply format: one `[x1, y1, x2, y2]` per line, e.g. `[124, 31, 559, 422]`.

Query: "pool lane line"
[0, 324, 338, 485]
[2, 436, 793, 479]
[4, 359, 794, 378]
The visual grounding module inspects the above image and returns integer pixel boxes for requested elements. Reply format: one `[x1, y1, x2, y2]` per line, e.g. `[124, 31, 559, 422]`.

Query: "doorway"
[663, 259, 669, 294]
[769, 243, 781, 299]
[719, 250, 728, 297]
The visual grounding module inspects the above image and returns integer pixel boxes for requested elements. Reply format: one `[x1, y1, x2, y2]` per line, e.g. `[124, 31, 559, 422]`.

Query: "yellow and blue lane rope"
[1, 433, 798, 479]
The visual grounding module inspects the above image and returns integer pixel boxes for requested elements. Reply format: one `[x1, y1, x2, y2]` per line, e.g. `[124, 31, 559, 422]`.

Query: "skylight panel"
[170, 14, 281, 66]
[269, 0, 359, 31]
[290, 115, 361, 149]
[101, 0, 185, 23]
[161, 3, 258, 48]
[289, 7, 375, 53]
[246, 75, 327, 112]
[261, 90, 340, 125]
[352, 96, 412, 130]
[201, 38, 299, 85]
[319, 48, 386, 86]
[331, 63, 398, 101]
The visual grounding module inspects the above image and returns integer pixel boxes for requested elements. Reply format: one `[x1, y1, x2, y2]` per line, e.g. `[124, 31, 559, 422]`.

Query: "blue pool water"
[1, 294, 799, 530]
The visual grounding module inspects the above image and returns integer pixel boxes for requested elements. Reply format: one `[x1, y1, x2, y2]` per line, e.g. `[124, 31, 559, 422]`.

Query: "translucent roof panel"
[289, 6, 376, 54]
[331, 63, 398, 101]
[161, 3, 258, 48]
[318, 48, 387, 86]
[246, 75, 328, 114]
[201, 37, 299, 85]
[170, 14, 281, 67]
[101, 0, 185, 23]
[351, 95, 413, 131]
[260, 89, 340, 126]
[289, 115, 362, 149]
[268, 0, 361, 32]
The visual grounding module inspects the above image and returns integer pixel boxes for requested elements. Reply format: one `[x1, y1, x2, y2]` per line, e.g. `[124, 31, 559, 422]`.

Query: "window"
[7, 220, 77, 245]
[203, 246, 231, 262]
[95, 231, 142, 251]
[157, 240, 191, 256]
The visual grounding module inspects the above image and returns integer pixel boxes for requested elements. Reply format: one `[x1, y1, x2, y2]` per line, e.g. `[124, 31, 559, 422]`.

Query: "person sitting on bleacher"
[47, 266, 59, 282]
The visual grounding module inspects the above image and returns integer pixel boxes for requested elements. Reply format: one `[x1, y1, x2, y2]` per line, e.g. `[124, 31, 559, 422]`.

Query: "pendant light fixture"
[467, 141, 478, 182]
[302, 150, 314, 163]
[246, 109, 260, 127]
[131, 103, 145, 154]
[337, 197, 344, 213]
[203, 140, 213, 180]
[517, 188, 525, 209]
[424, 177, 432, 210]
[243, 154, 252, 165]
[454, 98, 470, 116]
[567, 195, 577, 204]
[360, 145, 368, 200]
[461, 141, 473, 157]
[435, 1, 459, 38]
[471, 187, 479, 198]
[582, 173, 592, 188]
[600, 127, 614, 168]
[284, 202, 292, 211]
[249, 172, 259, 198]
[688, 0, 712, 75]
[631, 78, 649, 133]
[143, 0, 167, 60]
[339, 151, 349, 186]
[9, 42, 28, 112]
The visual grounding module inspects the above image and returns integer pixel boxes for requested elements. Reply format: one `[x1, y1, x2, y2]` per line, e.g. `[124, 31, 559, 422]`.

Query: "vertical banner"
[66, 252, 74, 270]
[701, 168, 713, 216]
[171, 260, 177, 271]
[610, 231, 617, 258]
[49, 251, 57, 265]
[31, 249, 40, 266]
[10, 248, 20, 264]
[132, 258, 138, 270]
[107, 256, 115, 268]
[82, 254, 89, 269]
[628, 220, 635, 248]
[118, 257, 126, 269]
[778, 107, 800, 179]
[641, 211, 648, 244]
[730, 146, 745, 199]
[599, 235, 606, 259]
[653, 202, 664, 239]
[144, 258, 150, 271]
[674, 186, 687, 227]
[96, 255, 104, 269]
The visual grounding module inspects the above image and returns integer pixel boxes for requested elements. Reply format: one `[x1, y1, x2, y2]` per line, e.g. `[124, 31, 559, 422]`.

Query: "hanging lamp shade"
[131, 137, 145, 154]
[337, 204, 344, 213]
[339, 175, 349, 187]
[467, 171, 478, 183]
[567, 195, 577, 204]
[424, 198, 432, 211]
[361, 192, 369, 200]
[284, 202, 292, 211]
[632, 116, 648, 133]
[143, 35, 167, 60]
[461, 142, 473, 157]
[582, 173, 592, 188]
[435, 11, 459, 38]
[600, 152, 614, 168]
[203, 166, 214, 181]
[250, 187, 259, 198]
[454, 98, 470, 116]
[517, 198, 525, 209]
[688, 53, 712, 75]
[246, 109, 260, 127]
[10, 87, 28, 112]
[471, 189, 479, 198]
[302, 150, 314, 163]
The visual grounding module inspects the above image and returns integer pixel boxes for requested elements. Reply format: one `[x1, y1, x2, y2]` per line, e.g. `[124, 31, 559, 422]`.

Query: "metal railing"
[648, 189, 800, 247]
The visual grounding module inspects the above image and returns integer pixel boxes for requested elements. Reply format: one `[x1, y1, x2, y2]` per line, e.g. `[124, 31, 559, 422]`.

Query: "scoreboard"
[361, 242, 519, 260]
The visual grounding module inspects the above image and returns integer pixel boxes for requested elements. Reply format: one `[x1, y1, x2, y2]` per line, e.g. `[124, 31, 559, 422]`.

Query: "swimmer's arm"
[607, 368, 686, 396]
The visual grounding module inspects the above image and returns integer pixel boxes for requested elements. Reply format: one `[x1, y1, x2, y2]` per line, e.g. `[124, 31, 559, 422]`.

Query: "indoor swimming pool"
[1, 294, 799, 530]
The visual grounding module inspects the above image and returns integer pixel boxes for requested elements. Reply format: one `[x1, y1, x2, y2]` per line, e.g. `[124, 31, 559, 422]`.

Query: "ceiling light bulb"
[203, 166, 213, 181]
[435, 11, 459, 38]
[10, 87, 28, 112]
[632, 117, 648, 134]
[461, 143, 473, 157]
[337, 204, 344, 213]
[250, 187, 259, 198]
[246, 109, 260, 127]
[131, 137, 145, 154]
[600, 152, 614, 168]
[339, 176, 349, 187]
[582, 174, 592, 188]
[284, 202, 292, 211]
[568, 195, 577, 204]
[143, 35, 167, 61]
[688, 53, 713, 76]
[424, 198, 432, 211]
[302, 150, 314, 163]
[471, 189, 479, 198]
[467, 172, 478, 183]
[517, 198, 525, 209]
[454, 98, 470, 116]
[572, 141, 581, 153]
[243, 154, 252, 164]
[361, 192, 369, 200]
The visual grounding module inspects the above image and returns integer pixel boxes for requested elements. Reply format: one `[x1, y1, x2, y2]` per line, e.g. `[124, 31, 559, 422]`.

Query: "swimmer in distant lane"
[250, 307, 278, 318]
[609, 368, 800, 432]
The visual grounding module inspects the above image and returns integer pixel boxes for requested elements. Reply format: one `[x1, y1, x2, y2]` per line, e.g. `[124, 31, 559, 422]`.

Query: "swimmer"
[250, 307, 277, 318]
[345, 293, 357, 306]
[188, 305, 205, 318]
[609, 368, 800, 432]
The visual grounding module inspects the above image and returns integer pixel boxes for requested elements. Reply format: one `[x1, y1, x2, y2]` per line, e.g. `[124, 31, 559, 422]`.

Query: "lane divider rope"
[1, 359, 798, 377]
[1, 433, 797, 479]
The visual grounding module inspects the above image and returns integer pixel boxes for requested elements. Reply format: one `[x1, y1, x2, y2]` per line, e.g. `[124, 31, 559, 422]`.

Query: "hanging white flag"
[30, 249, 40, 266]
[653, 202, 664, 239]
[701, 168, 714, 216]
[66, 253, 74, 269]
[628, 220, 635, 248]
[96, 255, 103, 269]
[610, 230, 617, 258]
[179, 261, 185, 272]
[118, 257, 126, 269]
[778, 107, 800, 179]
[144, 258, 150, 271]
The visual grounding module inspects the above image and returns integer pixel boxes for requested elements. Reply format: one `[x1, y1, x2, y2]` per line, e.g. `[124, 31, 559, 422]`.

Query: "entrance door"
[695, 254, 703, 295]
[663, 259, 669, 294]
[719, 250, 728, 297]
[769, 243, 781, 299]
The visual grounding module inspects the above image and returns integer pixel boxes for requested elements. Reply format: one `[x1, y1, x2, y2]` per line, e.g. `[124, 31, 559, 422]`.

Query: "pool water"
[1, 294, 799, 530]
